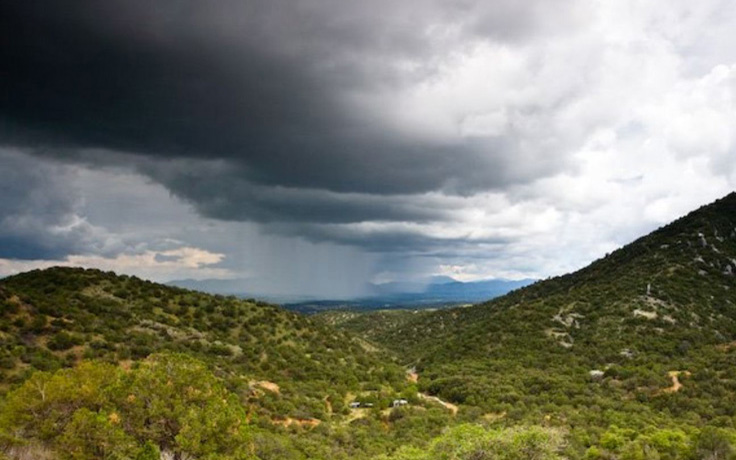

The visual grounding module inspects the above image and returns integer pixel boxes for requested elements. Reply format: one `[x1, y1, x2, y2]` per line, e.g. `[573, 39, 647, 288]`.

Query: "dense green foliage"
[0, 353, 251, 459]
[0, 267, 456, 459]
[0, 267, 407, 419]
[376, 424, 566, 460]
[377, 423, 736, 460]
[327, 193, 736, 457]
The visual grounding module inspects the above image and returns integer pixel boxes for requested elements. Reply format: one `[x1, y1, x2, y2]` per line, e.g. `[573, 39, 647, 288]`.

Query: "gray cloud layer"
[1, 1, 735, 291]
[0, 0, 577, 201]
[0, 150, 122, 259]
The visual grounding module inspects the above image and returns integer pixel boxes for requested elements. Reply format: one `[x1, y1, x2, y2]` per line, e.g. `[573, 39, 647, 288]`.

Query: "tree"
[694, 427, 735, 460]
[57, 408, 137, 460]
[380, 424, 565, 460]
[119, 353, 252, 459]
[0, 354, 253, 460]
[135, 441, 161, 460]
[0, 362, 121, 441]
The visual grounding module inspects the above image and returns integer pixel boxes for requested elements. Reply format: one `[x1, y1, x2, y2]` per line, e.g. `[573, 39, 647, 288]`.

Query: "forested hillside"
[329, 193, 736, 458]
[0, 268, 456, 459]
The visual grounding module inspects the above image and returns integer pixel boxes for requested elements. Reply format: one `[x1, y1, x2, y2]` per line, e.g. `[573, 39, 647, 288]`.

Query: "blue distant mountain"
[167, 276, 535, 313]
[423, 277, 536, 299]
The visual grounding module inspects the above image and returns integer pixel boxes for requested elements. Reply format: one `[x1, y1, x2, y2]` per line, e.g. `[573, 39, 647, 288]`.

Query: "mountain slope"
[0, 268, 469, 459]
[0, 267, 407, 421]
[334, 193, 736, 454]
[387, 192, 736, 357]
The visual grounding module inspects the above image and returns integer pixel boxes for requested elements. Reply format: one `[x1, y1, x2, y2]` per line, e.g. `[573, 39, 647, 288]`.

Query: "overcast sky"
[1, 0, 735, 297]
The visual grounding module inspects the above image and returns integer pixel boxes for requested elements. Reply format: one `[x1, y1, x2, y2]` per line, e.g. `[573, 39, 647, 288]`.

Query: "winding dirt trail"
[406, 368, 458, 415]
[273, 417, 321, 429]
[662, 371, 690, 394]
[324, 395, 333, 416]
[418, 392, 458, 415]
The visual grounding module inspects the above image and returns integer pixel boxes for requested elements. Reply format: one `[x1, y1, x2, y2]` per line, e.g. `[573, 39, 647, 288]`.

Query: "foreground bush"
[0, 353, 253, 460]
[376, 424, 565, 460]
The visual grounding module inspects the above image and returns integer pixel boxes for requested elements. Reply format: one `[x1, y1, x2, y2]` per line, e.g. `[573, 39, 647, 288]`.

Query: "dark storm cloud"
[2, 0, 735, 291]
[0, 150, 122, 259]
[0, 0, 600, 268]
[268, 221, 512, 254]
[0, 0, 578, 201]
[136, 157, 472, 224]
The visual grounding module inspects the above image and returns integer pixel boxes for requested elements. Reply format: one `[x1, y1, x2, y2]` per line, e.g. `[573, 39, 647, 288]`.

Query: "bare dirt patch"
[716, 341, 736, 352]
[254, 380, 280, 394]
[324, 395, 332, 416]
[482, 411, 507, 422]
[272, 417, 321, 429]
[345, 408, 370, 424]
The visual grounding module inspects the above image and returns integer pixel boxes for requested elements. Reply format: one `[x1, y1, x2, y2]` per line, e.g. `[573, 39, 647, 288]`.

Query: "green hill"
[0, 268, 459, 459]
[329, 192, 736, 458]
[0, 267, 408, 408]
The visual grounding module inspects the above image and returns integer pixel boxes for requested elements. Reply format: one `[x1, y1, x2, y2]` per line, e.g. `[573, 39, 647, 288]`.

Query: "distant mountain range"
[167, 276, 535, 312]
